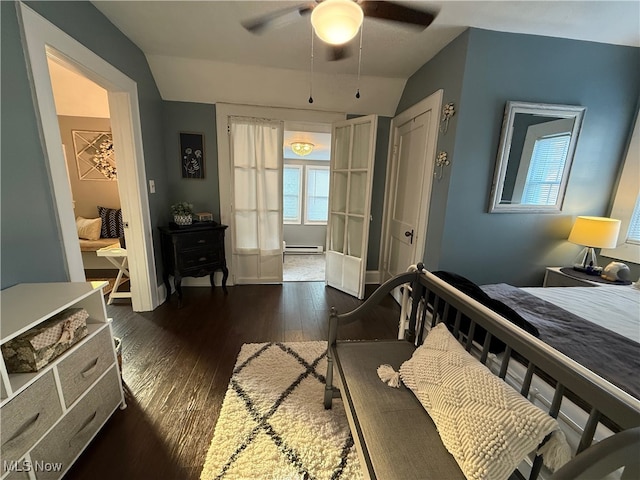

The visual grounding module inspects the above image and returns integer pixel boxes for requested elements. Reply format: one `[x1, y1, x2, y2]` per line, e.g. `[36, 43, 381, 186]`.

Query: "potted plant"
[170, 202, 194, 226]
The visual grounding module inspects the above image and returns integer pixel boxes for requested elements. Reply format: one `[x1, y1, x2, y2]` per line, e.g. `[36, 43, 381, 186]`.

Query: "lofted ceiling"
[92, 1, 640, 116]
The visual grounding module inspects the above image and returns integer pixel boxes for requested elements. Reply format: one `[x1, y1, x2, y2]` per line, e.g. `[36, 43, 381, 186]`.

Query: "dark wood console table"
[159, 223, 228, 306]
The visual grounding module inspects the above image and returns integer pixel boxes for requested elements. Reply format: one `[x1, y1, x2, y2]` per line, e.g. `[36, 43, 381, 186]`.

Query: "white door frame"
[379, 89, 443, 281]
[216, 103, 345, 285]
[18, 3, 158, 311]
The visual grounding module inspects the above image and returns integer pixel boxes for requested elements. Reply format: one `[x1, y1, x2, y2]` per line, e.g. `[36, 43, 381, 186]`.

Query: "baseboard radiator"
[284, 245, 324, 254]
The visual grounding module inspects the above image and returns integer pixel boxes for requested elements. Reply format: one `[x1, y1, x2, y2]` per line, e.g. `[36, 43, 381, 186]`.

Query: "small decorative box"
[1, 308, 89, 373]
[196, 212, 213, 222]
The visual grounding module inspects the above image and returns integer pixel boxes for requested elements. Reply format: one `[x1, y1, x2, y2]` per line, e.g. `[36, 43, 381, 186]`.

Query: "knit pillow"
[76, 216, 102, 241]
[400, 323, 570, 480]
[97, 206, 124, 238]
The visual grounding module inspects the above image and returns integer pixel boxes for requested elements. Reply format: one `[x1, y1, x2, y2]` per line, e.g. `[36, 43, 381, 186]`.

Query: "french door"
[229, 117, 284, 284]
[325, 115, 378, 299]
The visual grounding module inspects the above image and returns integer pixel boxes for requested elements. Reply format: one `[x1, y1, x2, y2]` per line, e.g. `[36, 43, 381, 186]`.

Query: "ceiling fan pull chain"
[356, 23, 363, 99]
[309, 26, 314, 104]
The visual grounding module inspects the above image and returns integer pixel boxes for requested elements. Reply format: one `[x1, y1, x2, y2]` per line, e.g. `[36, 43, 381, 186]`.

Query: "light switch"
[149, 179, 156, 193]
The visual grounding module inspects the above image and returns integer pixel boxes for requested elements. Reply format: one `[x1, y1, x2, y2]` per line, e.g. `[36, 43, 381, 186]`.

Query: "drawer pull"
[197, 239, 206, 244]
[81, 358, 100, 378]
[2, 412, 40, 446]
[199, 257, 207, 261]
[70, 411, 97, 444]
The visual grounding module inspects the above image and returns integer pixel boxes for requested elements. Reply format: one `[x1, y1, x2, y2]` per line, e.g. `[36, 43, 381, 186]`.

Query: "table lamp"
[568, 216, 620, 273]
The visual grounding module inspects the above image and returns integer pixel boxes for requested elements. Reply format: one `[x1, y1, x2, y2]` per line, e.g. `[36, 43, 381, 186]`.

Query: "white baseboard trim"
[165, 272, 227, 290]
[157, 282, 167, 304]
[365, 270, 381, 284]
[163, 271, 378, 291]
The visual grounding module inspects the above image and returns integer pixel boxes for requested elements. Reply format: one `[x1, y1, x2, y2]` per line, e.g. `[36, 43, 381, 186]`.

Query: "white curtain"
[230, 117, 283, 283]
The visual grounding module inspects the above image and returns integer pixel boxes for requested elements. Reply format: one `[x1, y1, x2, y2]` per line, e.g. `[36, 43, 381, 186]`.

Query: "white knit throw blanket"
[398, 323, 571, 480]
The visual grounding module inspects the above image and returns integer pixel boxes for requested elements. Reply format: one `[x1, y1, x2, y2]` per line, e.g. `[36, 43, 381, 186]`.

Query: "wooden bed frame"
[324, 265, 640, 480]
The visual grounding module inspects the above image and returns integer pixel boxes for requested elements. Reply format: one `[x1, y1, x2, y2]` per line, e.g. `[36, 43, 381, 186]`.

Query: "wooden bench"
[324, 267, 640, 480]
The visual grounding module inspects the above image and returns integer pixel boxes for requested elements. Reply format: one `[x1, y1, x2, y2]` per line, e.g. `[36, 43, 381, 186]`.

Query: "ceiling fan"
[242, 0, 436, 61]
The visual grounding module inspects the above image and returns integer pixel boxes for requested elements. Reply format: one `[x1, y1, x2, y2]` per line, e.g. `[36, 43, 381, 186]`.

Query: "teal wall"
[366, 116, 392, 270]
[394, 30, 470, 273]
[1, 1, 66, 286]
[398, 28, 640, 286]
[162, 101, 220, 222]
[1, 1, 168, 288]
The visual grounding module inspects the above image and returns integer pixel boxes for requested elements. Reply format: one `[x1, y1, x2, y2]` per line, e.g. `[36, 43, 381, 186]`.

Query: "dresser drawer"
[57, 327, 115, 408]
[175, 230, 220, 250]
[1, 371, 62, 472]
[177, 248, 221, 271]
[3, 466, 31, 480]
[30, 367, 121, 480]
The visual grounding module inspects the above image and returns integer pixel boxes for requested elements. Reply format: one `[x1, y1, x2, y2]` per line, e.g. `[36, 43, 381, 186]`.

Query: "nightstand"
[543, 266, 628, 287]
[159, 223, 228, 306]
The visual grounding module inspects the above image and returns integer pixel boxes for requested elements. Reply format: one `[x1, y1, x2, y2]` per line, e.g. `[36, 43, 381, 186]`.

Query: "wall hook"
[434, 151, 450, 180]
[440, 102, 455, 134]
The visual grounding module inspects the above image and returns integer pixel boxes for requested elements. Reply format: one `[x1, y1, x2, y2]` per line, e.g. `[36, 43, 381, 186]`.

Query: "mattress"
[521, 285, 640, 343]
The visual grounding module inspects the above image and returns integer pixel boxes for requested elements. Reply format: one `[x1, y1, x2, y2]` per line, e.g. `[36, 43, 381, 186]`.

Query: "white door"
[381, 90, 442, 286]
[325, 115, 378, 299]
[229, 117, 284, 284]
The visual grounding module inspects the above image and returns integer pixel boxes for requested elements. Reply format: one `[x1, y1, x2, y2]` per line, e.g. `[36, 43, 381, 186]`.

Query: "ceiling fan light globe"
[311, 0, 363, 45]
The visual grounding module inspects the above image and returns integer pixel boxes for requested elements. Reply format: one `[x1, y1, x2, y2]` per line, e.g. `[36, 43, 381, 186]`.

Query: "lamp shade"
[568, 216, 621, 248]
[311, 0, 363, 45]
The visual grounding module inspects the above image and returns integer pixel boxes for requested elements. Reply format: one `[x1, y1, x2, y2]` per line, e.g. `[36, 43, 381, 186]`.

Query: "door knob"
[404, 229, 414, 244]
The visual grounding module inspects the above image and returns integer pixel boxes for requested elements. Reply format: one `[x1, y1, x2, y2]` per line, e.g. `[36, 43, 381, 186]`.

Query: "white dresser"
[0, 282, 125, 480]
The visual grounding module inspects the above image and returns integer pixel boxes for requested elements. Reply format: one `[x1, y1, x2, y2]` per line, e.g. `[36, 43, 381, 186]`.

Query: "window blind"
[283, 166, 302, 224]
[626, 195, 640, 245]
[522, 134, 571, 205]
[306, 167, 330, 223]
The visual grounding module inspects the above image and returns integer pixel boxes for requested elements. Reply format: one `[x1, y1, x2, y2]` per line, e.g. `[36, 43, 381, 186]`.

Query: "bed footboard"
[325, 264, 640, 480]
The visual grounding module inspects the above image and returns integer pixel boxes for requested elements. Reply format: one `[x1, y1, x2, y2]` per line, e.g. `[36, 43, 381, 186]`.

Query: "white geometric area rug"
[200, 342, 363, 480]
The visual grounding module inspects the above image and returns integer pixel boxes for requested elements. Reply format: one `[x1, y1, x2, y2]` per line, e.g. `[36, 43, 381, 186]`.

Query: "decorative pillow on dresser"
[76, 216, 102, 241]
[97, 206, 124, 238]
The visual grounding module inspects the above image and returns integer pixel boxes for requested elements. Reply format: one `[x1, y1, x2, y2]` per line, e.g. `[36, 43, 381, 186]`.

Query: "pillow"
[400, 323, 570, 480]
[76, 216, 102, 241]
[431, 271, 539, 353]
[97, 206, 124, 239]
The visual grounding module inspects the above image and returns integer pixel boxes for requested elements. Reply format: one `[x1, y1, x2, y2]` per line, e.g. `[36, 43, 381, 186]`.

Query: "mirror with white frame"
[489, 101, 586, 213]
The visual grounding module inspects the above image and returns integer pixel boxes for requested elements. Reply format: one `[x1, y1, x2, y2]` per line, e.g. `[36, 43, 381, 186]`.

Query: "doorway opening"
[282, 125, 331, 282]
[47, 58, 130, 302]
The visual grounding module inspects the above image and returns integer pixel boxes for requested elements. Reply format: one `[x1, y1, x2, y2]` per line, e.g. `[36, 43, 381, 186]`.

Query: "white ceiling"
[92, 1, 640, 116]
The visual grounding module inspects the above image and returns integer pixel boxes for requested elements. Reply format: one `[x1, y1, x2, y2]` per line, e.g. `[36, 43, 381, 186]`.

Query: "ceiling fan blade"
[360, 1, 436, 28]
[242, 3, 314, 34]
[327, 44, 352, 61]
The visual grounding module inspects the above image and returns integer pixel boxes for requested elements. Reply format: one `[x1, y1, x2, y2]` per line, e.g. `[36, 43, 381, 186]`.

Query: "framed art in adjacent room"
[179, 132, 205, 179]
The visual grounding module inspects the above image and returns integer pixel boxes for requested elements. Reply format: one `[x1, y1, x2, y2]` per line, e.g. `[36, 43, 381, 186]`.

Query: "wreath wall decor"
[72, 130, 117, 181]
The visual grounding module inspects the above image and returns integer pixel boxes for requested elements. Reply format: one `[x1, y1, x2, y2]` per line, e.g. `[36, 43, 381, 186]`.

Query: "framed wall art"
[180, 132, 205, 179]
[72, 130, 117, 181]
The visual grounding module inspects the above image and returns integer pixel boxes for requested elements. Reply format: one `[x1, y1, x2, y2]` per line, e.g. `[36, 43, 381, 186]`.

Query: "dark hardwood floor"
[65, 282, 400, 480]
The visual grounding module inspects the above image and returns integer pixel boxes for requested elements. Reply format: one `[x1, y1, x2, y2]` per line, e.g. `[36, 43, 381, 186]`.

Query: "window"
[305, 166, 330, 224]
[521, 134, 571, 205]
[283, 164, 330, 225]
[283, 166, 302, 224]
[601, 113, 639, 263]
[626, 195, 640, 245]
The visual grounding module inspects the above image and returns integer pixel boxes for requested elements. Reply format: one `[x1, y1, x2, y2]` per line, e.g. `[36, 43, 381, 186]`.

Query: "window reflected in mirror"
[489, 102, 586, 213]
